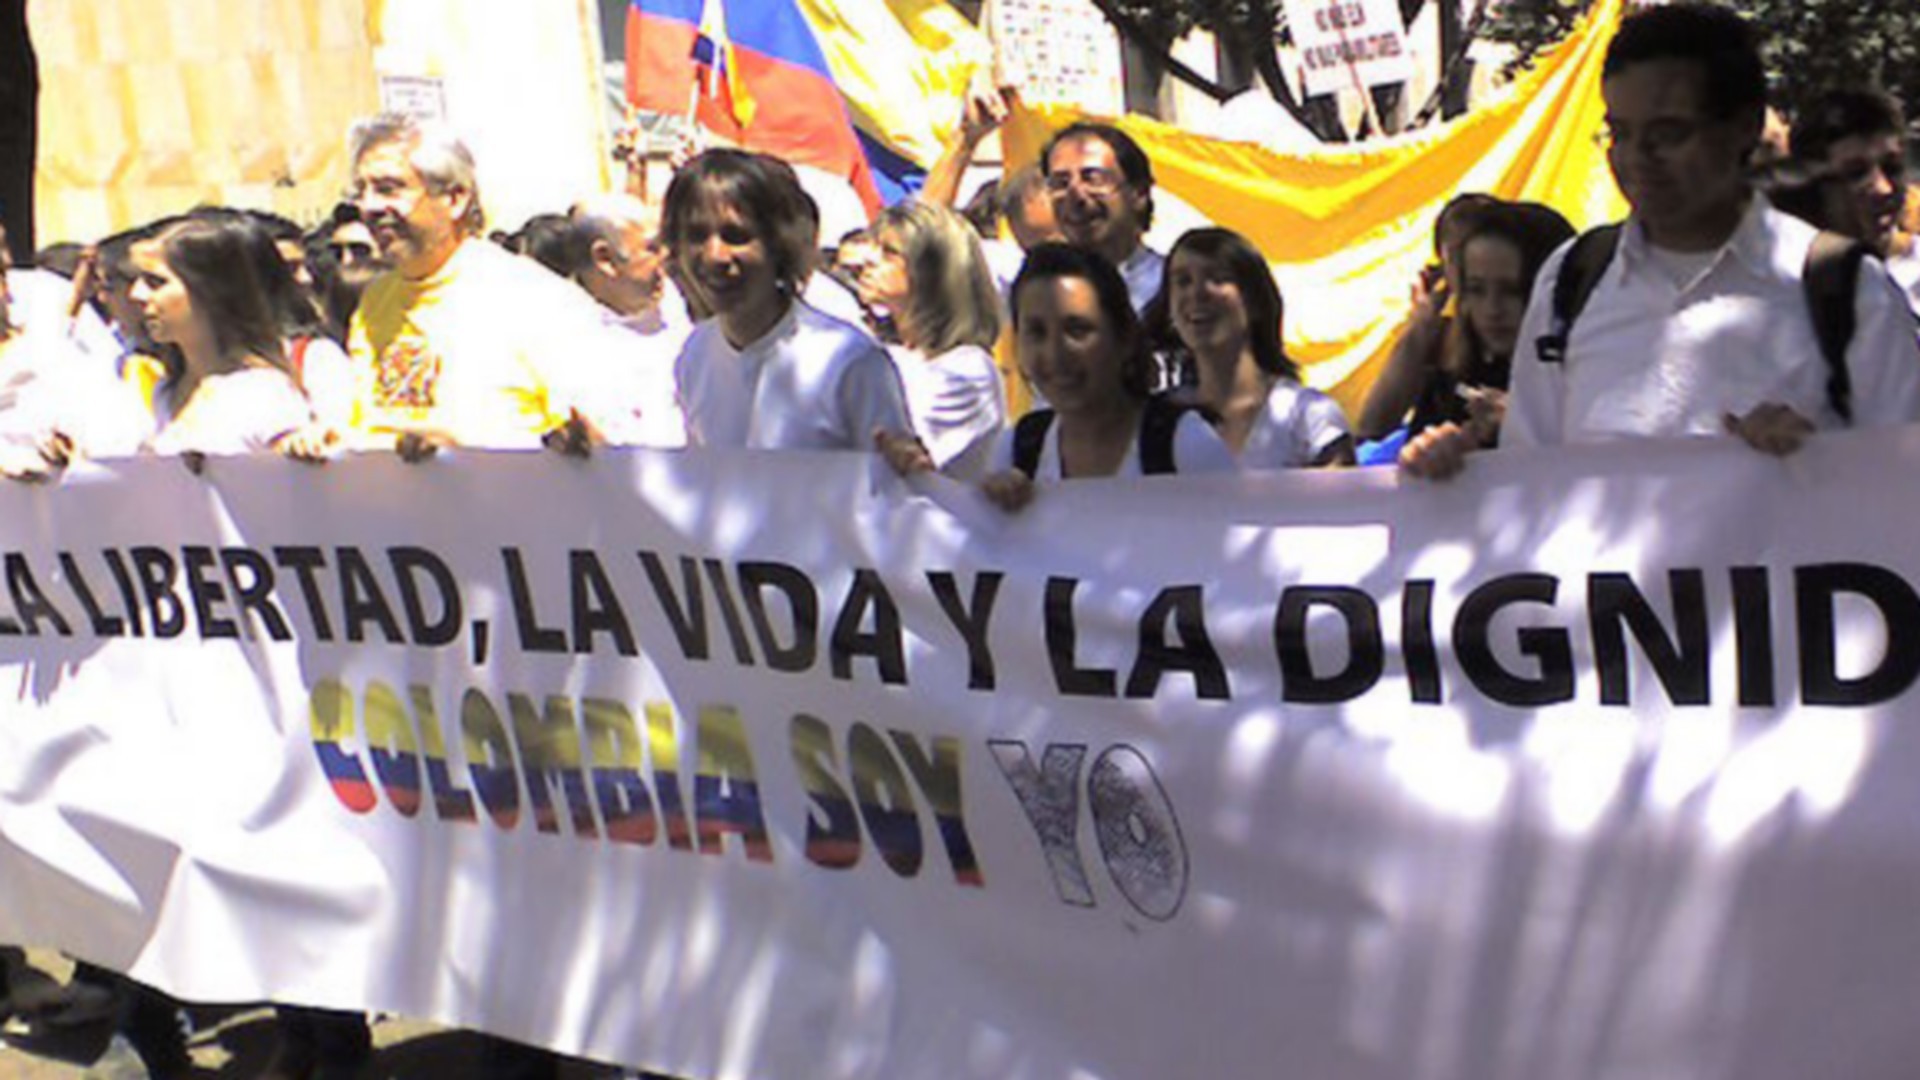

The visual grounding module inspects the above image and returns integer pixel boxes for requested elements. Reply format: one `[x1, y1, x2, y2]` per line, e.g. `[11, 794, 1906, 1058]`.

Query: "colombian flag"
[627, 0, 885, 214]
[689, 0, 756, 128]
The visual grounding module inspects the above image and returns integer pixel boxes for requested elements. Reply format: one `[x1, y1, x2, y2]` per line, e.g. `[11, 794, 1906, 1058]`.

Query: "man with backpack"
[1403, 4, 1920, 477]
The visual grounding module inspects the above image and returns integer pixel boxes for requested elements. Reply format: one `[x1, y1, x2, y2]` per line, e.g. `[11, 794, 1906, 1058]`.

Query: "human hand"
[1398, 421, 1479, 481]
[1723, 402, 1815, 456]
[981, 468, 1036, 512]
[1461, 386, 1507, 445]
[543, 408, 603, 459]
[874, 428, 934, 477]
[958, 83, 1012, 145]
[1, 431, 73, 483]
[1410, 264, 1449, 320]
[275, 423, 340, 464]
[395, 429, 455, 463]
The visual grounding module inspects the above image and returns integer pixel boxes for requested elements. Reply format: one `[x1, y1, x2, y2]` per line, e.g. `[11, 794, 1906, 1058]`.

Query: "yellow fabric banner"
[32, 0, 379, 245]
[795, 0, 993, 171]
[1004, 0, 1629, 413]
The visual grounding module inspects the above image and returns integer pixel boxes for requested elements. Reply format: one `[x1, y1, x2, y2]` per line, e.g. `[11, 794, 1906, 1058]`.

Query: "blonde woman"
[860, 200, 1007, 479]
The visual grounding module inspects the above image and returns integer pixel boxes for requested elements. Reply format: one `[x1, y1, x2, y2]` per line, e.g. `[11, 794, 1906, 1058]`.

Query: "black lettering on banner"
[927, 570, 1002, 691]
[221, 548, 293, 642]
[1126, 585, 1230, 700]
[792, 714, 861, 869]
[130, 547, 186, 639]
[830, 570, 906, 685]
[390, 547, 462, 648]
[273, 546, 334, 641]
[1588, 570, 1709, 706]
[702, 558, 757, 665]
[1730, 566, 1776, 707]
[738, 561, 818, 673]
[1087, 745, 1188, 922]
[181, 546, 237, 640]
[568, 551, 637, 657]
[102, 549, 145, 637]
[6, 552, 71, 637]
[990, 740, 1095, 907]
[1275, 586, 1384, 703]
[501, 548, 567, 654]
[1402, 580, 1443, 704]
[636, 551, 710, 661]
[1453, 574, 1574, 707]
[849, 722, 922, 877]
[1044, 577, 1117, 698]
[338, 547, 405, 645]
[1797, 563, 1920, 706]
[59, 553, 125, 637]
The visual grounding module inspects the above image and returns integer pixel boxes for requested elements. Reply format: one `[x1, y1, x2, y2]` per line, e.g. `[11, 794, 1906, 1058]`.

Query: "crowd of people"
[0, 1, 1917, 1077]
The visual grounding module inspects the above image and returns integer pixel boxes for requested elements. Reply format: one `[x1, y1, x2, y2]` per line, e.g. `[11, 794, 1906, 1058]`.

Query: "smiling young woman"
[1145, 227, 1354, 469]
[967, 243, 1234, 513]
[860, 200, 1007, 480]
[662, 149, 913, 453]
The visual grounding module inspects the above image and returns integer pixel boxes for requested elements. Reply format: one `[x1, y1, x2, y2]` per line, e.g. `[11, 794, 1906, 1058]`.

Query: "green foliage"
[1484, 0, 1920, 123]
[1103, 0, 1272, 48]
[1745, 0, 1920, 123]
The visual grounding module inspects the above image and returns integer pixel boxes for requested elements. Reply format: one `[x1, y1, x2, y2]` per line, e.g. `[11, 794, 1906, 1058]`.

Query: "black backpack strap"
[1011, 409, 1056, 478]
[1803, 230, 1868, 426]
[1535, 224, 1623, 365]
[1138, 395, 1192, 475]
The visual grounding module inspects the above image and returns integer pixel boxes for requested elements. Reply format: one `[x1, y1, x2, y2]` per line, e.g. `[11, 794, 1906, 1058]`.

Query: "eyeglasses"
[1593, 118, 1706, 158]
[330, 241, 376, 262]
[1044, 166, 1124, 195]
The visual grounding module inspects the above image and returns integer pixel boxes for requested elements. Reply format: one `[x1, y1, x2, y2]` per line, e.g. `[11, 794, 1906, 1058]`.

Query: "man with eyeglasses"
[1410, 3, 1920, 474]
[1787, 89, 1920, 318]
[1041, 122, 1163, 314]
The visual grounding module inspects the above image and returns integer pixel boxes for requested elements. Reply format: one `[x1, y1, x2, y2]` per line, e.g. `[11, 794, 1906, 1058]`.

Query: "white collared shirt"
[1505, 197, 1920, 446]
[1884, 246, 1920, 322]
[587, 283, 691, 450]
[676, 300, 911, 451]
[1120, 246, 1167, 315]
[1240, 379, 1351, 469]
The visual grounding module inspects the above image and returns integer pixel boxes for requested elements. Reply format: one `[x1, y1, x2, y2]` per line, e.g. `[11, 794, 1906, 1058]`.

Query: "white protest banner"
[3, 432, 1920, 1079]
[1280, 0, 1416, 96]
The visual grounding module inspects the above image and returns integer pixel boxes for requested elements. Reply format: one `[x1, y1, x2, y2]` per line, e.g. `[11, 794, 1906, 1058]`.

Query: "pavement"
[0, 954, 632, 1079]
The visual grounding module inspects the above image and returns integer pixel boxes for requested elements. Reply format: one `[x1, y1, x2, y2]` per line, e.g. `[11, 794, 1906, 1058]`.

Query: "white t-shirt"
[0, 291, 147, 458]
[587, 301, 691, 449]
[676, 301, 912, 451]
[889, 343, 1006, 480]
[981, 238, 1027, 307]
[802, 274, 875, 338]
[147, 367, 313, 456]
[1885, 246, 1920, 322]
[988, 405, 1236, 479]
[1237, 380, 1352, 469]
[292, 335, 355, 432]
[1506, 199, 1920, 445]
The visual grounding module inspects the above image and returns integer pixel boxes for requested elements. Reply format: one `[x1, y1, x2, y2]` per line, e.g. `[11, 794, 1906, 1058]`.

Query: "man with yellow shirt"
[285, 114, 633, 458]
